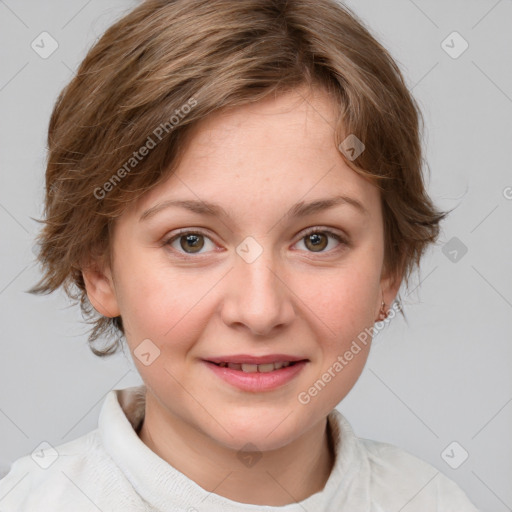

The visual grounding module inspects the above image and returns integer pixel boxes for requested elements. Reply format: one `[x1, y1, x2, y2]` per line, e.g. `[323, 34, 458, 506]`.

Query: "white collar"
[98, 385, 363, 511]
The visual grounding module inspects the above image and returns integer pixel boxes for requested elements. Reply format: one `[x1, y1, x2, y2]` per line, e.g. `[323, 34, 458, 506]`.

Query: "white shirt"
[0, 385, 479, 511]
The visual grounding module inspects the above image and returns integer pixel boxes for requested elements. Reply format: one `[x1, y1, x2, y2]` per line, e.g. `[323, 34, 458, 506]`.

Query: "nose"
[220, 243, 295, 337]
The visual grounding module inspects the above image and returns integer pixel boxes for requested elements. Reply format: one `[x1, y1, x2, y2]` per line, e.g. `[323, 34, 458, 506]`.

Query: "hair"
[28, 0, 449, 357]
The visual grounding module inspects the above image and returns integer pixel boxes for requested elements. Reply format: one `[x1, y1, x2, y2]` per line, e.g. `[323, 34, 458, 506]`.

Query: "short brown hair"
[29, 0, 448, 357]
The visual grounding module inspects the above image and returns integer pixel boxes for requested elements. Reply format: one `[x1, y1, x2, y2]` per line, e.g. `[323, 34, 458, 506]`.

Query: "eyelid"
[298, 225, 348, 242]
[163, 228, 218, 259]
[293, 226, 350, 254]
[166, 227, 212, 239]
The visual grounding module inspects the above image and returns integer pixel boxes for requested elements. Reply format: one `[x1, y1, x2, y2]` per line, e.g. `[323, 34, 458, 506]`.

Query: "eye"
[163, 227, 348, 258]
[294, 228, 348, 254]
[164, 229, 217, 256]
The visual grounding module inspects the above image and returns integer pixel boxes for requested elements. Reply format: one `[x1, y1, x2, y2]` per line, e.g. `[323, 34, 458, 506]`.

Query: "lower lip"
[203, 360, 308, 392]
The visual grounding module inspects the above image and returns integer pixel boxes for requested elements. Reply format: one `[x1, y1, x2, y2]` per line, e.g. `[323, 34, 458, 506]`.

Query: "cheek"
[294, 261, 381, 343]
[113, 249, 199, 345]
[118, 267, 205, 388]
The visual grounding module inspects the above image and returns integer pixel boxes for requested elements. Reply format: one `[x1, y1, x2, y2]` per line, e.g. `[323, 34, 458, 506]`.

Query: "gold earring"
[377, 291, 388, 321]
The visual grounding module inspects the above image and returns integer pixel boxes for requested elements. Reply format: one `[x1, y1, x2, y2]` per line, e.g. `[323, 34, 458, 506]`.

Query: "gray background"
[0, 0, 511, 510]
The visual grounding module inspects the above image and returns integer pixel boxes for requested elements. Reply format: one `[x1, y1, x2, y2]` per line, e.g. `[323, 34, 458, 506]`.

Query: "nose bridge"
[222, 236, 293, 335]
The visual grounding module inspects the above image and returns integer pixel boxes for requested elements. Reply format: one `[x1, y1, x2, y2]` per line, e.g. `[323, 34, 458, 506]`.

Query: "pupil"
[181, 234, 204, 252]
[307, 233, 327, 251]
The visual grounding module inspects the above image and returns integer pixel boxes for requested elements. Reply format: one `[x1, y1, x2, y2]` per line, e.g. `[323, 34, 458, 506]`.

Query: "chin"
[207, 411, 306, 452]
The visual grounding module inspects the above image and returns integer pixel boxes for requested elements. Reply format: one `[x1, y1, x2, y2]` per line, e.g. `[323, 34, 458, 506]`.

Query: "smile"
[203, 360, 308, 392]
[212, 361, 298, 372]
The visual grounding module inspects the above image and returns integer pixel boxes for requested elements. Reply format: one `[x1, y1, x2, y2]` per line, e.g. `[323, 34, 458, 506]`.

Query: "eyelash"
[163, 227, 349, 259]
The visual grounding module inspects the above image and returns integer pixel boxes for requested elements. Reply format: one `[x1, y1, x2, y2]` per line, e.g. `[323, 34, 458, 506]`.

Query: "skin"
[83, 84, 402, 506]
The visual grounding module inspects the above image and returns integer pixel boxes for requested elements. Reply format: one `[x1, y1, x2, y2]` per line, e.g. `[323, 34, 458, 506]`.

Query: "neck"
[138, 394, 335, 506]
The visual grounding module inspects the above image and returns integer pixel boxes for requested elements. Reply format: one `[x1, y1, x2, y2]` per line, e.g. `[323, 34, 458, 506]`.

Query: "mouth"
[203, 357, 309, 392]
[208, 360, 305, 373]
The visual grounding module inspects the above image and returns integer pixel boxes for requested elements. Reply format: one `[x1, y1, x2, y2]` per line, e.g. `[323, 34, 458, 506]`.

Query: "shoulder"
[358, 437, 480, 511]
[0, 429, 142, 511]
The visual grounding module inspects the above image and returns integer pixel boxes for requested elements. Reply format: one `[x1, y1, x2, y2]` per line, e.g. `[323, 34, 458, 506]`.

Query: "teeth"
[257, 363, 275, 373]
[241, 363, 259, 373]
[216, 361, 296, 372]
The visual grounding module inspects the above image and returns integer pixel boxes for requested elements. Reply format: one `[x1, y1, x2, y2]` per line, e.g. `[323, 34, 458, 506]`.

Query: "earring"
[377, 300, 388, 321]
[377, 291, 388, 322]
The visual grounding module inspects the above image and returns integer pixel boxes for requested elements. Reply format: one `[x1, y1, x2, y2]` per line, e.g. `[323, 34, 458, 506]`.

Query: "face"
[84, 85, 400, 452]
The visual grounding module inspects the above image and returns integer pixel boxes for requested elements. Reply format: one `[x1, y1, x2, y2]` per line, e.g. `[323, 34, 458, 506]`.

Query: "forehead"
[124, 86, 380, 224]
[190, 85, 338, 150]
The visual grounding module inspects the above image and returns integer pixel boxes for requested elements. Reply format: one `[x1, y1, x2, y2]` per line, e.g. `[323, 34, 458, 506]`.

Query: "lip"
[204, 354, 308, 365]
[203, 359, 308, 392]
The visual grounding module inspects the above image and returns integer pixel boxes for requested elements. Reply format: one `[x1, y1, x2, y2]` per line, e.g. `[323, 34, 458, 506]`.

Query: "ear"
[375, 267, 403, 321]
[81, 255, 120, 319]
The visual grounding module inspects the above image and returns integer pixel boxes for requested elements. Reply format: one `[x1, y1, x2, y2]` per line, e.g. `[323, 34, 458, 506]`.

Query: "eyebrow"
[139, 194, 369, 222]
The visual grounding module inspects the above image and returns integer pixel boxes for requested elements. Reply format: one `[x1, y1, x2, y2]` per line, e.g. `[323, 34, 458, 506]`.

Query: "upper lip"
[204, 354, 308, 365]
